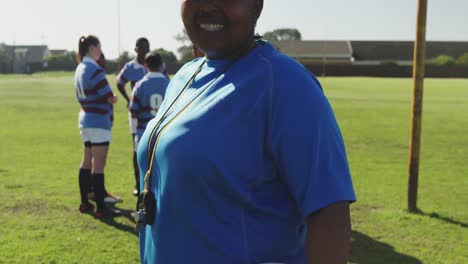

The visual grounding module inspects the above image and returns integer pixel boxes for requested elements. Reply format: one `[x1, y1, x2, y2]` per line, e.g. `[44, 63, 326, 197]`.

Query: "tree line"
[2, 28, 468, 73]
[428, 54, 468, 66]
[0, 29, 303, 73]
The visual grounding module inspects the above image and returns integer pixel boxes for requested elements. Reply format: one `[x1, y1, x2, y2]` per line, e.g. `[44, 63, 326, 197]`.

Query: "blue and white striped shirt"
[117, 59, 147, 90]
[129, 72, 169, 138]
[75, 56, 114, 130]
[117, 59, 170, 91]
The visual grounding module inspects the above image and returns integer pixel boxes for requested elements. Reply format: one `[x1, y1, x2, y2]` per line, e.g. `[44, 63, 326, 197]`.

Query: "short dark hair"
[77, 35, 100, 62]
[145, 52, 163, 71]
[136, 37, 149, 48]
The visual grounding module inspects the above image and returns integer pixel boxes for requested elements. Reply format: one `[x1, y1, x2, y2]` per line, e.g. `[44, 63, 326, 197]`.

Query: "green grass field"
[0, 72, 467, 263]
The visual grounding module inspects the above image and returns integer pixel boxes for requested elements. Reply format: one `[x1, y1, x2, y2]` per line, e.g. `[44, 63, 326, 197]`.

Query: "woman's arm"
[306, 201, 351, 264]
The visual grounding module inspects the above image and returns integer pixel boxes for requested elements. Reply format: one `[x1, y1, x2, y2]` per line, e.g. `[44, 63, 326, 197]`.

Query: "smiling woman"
[181, 0, 262, 59]
[136, 0, 356, 263]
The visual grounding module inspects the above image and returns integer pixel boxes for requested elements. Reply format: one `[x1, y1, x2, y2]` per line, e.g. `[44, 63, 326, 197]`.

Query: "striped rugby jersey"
[117, 59, 147, 90]
[117, 59, 170, 91]
[129, 72, 169, 138]
[75, 56, 114, 130]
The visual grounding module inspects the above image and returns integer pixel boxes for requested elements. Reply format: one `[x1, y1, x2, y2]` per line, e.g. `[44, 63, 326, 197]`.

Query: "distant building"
[269, 40, 468, 66]
[2, 45, 49, 73]
[49, 49, 68, 56]
[270, 40, 354, 65]
[0, 43, 10, 72]
[351, 41, 468, 66]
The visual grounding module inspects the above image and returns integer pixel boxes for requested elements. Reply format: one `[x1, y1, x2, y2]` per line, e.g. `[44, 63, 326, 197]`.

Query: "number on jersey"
[150, 94, 163, 116]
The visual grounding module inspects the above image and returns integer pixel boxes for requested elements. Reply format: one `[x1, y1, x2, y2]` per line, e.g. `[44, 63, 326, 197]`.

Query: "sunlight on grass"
[0, 73, 467, 263]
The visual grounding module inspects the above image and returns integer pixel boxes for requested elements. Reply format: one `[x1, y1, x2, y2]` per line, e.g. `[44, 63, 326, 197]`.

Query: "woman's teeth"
[200, 24, 224, 32]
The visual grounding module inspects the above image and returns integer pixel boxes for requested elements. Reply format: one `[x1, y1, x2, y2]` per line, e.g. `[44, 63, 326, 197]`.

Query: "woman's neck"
[205, 38, 258, 61]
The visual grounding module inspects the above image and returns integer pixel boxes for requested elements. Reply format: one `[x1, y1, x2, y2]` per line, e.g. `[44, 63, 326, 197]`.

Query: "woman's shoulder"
[252, 42, 322, 92]
[77, 62, 105, 81]
[80, 60, 100, 71]
[257, 42, 313, 74]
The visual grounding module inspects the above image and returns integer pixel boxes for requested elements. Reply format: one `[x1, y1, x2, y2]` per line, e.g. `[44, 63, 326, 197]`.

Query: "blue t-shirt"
[137, 41, 356, 264]
[75, 56, 114, 130]
[129, 72, 169, 138]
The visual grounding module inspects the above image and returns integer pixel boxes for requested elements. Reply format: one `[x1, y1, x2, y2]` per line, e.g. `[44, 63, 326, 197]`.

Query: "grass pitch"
[0, 72, 467, 263]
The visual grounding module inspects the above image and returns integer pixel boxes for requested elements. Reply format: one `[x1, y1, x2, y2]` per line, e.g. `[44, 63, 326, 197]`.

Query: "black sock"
[89, 174, 95, 193]
[93, 173, 106, 211]
[136, 177, 140, 193]
[103, 184, 108, 196]
[79, 169, 91, 204]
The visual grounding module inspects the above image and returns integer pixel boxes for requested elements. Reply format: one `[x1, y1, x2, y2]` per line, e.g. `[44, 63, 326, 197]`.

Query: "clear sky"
[1, 0, 467, 59]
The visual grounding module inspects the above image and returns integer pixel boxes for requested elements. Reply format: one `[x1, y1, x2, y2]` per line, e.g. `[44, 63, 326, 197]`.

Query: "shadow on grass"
[97, 207, 138, 237]
[415, 210, 467, 228]
[350, 231, 422, 264]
